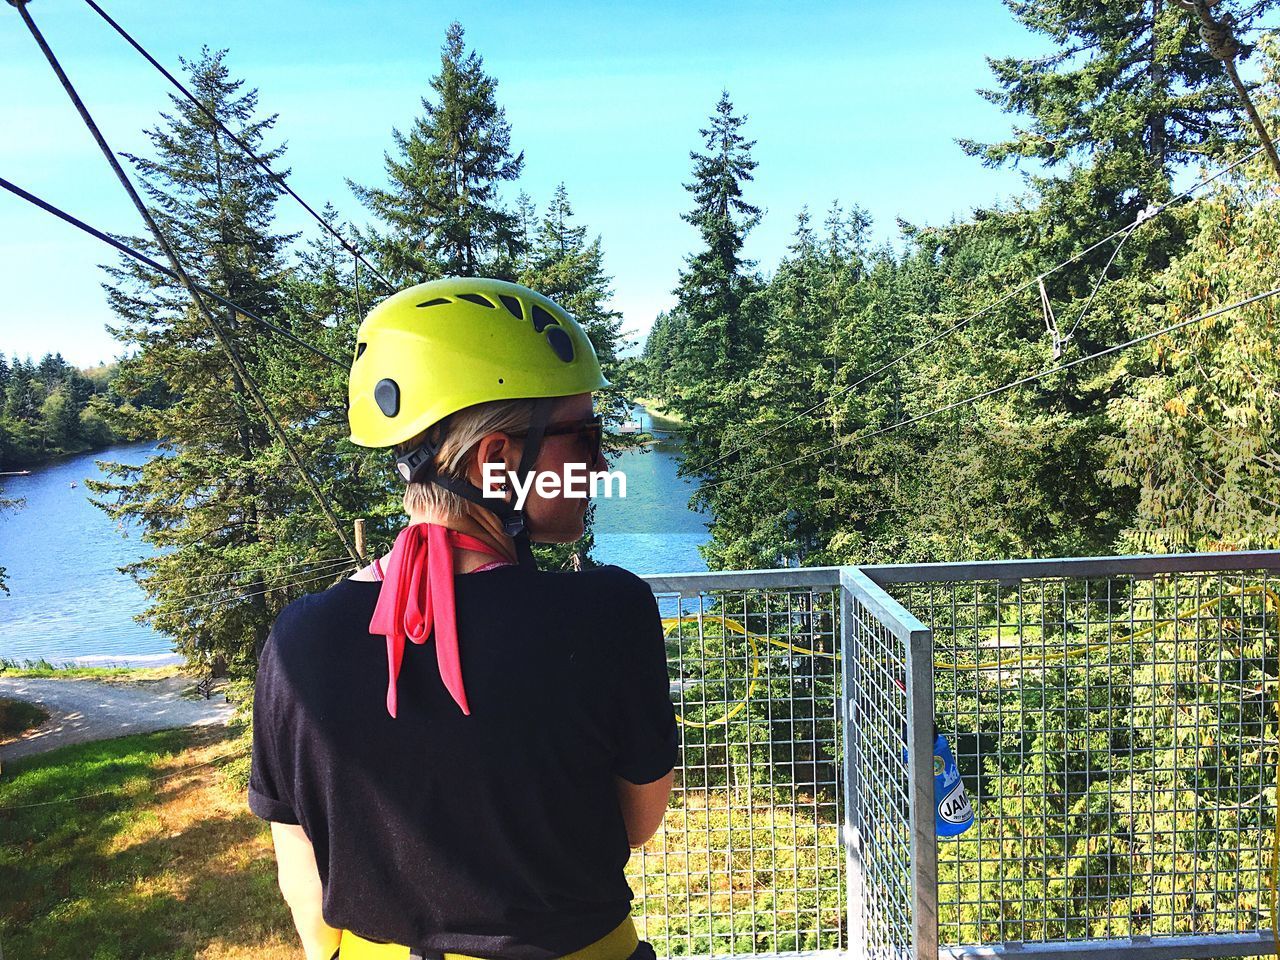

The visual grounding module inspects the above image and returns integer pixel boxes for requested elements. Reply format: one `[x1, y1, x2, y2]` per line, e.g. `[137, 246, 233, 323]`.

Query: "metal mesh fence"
[889, 569, 1280, 955]
[630, 580, 846, 957]
[843, 586, 916, 960]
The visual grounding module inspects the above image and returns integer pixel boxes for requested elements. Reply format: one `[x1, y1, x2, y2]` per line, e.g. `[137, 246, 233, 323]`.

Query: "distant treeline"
[0, 353, 160, 470]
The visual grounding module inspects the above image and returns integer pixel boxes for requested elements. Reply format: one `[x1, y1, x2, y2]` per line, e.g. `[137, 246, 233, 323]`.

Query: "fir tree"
[672, 91, 763, 381]
[520, 184, 628, 402]
[518, 183, 634, 569]
[962, 0, 1277, 225]
[351, 22, 525, 282]
[89, 49, 338, 677]
[659, 90, 766, 520]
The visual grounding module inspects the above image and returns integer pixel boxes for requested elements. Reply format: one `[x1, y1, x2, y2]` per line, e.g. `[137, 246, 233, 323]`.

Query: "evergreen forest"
[6, 5, 1280, 687]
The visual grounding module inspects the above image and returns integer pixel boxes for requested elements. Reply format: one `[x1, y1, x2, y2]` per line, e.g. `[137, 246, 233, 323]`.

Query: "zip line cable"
[701, 284, 1280, 491]
[0, 176, 348, 370]
[80, 0, 395, 294]
[1057, 208, 1154, 350]
[1179, 0, 1280, 180]
[197, 565, 359, 611]
[13, 1, 360, 563]
[686, 141, 1270, 478]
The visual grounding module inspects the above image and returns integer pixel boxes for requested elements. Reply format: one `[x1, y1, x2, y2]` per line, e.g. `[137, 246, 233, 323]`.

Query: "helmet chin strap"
[394, 398, 555, 570]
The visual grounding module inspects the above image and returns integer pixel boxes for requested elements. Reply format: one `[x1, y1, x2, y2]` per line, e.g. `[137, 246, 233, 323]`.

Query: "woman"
[249, 278, 678, 960]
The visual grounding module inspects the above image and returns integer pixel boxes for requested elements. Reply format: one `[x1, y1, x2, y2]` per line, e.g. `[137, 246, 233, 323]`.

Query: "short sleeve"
[611, 578, 679, 785]
[248, 625, 300, 825]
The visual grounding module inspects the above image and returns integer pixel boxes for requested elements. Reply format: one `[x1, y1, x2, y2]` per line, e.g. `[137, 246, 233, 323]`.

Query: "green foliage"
[917, 575, 1280, 944]
[88, 49, 390, 680]
[0, 696, 49, 739]
[350, 22, 524, 282]
[1104, 164, 1280, 549]
[642, 7, 1280, 575]
[0, 353, 124, 468]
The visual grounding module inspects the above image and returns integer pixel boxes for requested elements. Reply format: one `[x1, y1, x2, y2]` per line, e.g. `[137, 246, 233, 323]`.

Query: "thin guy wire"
[80, 0, 395, 292]
[170, 565, 358, 615]
[15, 2, 359, 563]
[120, 553, 353, 588]
[1058, 219, 1139, 347]
[0, 175, 347, 369]
[702, 284, 1280, 490]
[151, 555, 357, 606]
[686, 141, 1268, 478]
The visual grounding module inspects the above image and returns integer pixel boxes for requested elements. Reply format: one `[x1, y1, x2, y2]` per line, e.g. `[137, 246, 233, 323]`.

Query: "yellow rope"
[663, 585, 1280, 947]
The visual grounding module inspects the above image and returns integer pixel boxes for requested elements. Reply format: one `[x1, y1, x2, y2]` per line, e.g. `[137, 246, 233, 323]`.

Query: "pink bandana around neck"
[368, 522, 511, 718]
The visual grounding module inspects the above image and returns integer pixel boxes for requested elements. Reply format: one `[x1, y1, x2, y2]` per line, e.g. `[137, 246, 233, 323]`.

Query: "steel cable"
[80, 0, 395, 293]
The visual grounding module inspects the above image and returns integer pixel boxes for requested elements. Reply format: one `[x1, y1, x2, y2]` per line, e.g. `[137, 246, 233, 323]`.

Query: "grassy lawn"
[0, 726, 298, 960]
[0, 697, 50, 741]
[630, 397, 687, 431]
[0, 725, 840, 958]
[0, 658, 185, 683]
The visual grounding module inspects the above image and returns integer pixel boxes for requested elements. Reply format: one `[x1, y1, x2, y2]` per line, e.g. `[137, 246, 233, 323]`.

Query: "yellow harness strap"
[338, 915, 640, 960]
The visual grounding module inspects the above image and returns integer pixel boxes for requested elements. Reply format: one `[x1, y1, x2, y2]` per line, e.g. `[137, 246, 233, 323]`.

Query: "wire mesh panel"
[841, 573, 919, 960]
[635, 573, 846, 957]
[881, 562, 1280, 959]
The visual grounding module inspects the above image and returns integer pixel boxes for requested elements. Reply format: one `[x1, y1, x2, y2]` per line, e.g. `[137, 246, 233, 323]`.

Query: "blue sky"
[0, 0, 1057, 366]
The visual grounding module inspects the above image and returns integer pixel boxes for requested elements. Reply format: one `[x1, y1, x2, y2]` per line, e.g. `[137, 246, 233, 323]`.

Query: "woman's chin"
[529, 517, 586, 546]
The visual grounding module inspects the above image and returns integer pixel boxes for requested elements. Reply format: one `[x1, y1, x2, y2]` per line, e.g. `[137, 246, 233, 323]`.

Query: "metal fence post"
[840, 575, 866, 958]
[906, 623, 938, 960]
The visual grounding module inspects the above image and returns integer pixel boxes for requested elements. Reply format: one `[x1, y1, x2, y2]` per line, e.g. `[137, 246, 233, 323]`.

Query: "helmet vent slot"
[458, 293, 495, 308]
[531, 304, 560, 332]
[545, 327, 575, 362]
[417, 297, 451, 308]
[499, 295, 523, 320]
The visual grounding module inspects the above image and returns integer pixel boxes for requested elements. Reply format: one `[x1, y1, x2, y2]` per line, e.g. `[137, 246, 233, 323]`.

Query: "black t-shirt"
[248, 563, 678, 959]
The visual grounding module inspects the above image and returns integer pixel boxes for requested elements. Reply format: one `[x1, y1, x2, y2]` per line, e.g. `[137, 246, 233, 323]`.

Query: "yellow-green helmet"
[348, 277, 609, 448]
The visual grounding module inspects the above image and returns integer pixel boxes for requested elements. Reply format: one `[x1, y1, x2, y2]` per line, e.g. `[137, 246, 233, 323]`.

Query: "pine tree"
[351, 22, 525, 282]
[672, 91, 762, 383]
[520, 184, 628, 406]
[659, 90, 766, 517]
[517, 183, 634, 569]
[1104, 49, 1280, 551]
[89, 49, 342, 677]
[962, 0, 1276, 230]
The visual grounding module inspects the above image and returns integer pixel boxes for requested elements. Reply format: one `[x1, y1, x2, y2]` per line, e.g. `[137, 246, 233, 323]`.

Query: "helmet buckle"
[395, 439, 440, 483]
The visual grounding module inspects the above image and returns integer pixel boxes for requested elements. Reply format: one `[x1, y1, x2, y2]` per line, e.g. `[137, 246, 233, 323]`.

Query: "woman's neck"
[351, 512, 516, 581]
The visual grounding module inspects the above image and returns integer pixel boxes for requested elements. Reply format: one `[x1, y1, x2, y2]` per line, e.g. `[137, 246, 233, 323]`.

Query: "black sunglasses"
[508, 415, 604, 464]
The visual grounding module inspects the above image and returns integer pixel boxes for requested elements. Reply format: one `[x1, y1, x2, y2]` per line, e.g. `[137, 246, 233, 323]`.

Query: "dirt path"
[0, 676, 234, 763]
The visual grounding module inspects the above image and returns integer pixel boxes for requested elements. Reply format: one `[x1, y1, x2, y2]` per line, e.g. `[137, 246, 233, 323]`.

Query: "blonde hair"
[396, 398, 540, 520]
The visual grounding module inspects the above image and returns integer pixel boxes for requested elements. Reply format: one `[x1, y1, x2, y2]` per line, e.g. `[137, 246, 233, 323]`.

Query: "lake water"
[0, 414, 707, 666]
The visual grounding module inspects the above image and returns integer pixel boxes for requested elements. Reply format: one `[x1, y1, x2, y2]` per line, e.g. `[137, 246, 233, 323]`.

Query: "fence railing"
[641, 551, 1280, 960]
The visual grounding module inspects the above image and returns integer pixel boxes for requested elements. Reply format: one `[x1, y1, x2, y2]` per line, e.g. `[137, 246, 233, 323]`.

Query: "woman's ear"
[468, 433, 520, 488]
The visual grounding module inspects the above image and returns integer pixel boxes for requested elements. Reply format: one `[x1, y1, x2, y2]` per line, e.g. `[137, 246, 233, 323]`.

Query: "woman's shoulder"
[548, 563, 653, 601]
[265, 578, 375, 656]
